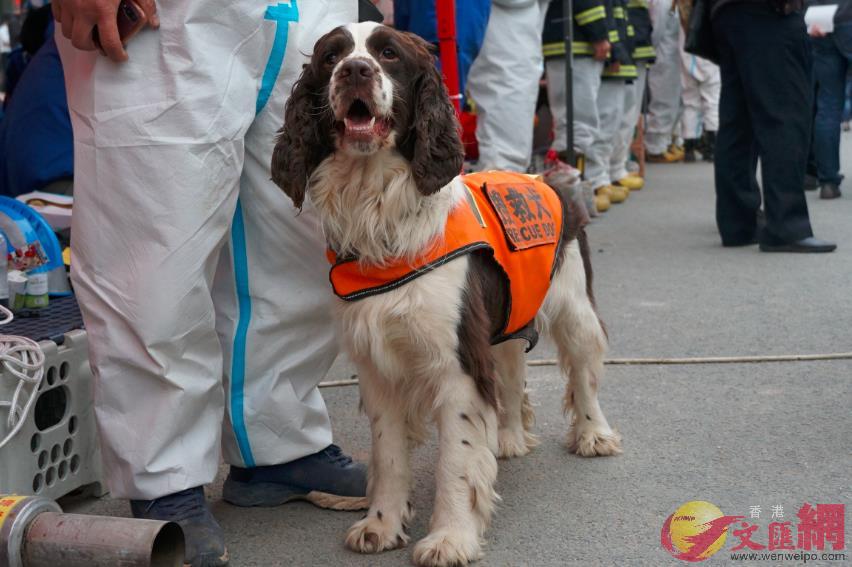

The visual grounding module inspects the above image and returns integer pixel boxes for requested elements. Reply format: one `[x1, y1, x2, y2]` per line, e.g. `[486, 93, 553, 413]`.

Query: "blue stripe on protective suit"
[394, 0, 490, 102]
[231, 1, 300, 468]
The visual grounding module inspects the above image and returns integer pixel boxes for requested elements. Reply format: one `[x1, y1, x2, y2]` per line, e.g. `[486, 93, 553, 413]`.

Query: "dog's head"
[271, 22, 464, 208]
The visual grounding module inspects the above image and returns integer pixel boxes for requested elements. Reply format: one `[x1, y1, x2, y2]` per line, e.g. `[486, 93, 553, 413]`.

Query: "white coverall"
[645, 0, 682, 154]
[57, 0, 357, 500]
[586, 78, 628, 189]
[610, 64, 649, 183]
[679, 29, 720, 140]
[467, 0, 551, 171]
[546, 57, 604, 158]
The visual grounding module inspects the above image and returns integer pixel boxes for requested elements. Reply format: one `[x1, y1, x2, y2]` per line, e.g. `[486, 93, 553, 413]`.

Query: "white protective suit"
[610, 64, 649, 182]
[57, 0, 357, 500]
[679, 30, 720, 140]
[586, 79, 628, 189]
[546, 57, 605, 157]
[645, 0, 682, 154]
[467, 0, 551, 171]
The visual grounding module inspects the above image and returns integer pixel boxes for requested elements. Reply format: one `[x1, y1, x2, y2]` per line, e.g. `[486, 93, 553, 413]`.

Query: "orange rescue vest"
[326, 171, 565, 345]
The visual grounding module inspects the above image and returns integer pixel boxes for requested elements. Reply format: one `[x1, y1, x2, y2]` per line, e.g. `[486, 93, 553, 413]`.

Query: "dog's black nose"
[338, 59, 374, 84]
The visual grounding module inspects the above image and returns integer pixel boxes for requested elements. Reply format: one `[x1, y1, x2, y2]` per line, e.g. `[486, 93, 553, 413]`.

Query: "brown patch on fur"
[577, 228, 608, 339]
[389, 32, 464, 196]
[271, 27, 354, 208]
[457, 255, 501, 409]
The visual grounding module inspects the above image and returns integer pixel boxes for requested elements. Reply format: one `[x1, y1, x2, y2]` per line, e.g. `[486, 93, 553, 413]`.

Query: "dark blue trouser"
[712, 3, 814, 246]
[811, 22, 852, 186]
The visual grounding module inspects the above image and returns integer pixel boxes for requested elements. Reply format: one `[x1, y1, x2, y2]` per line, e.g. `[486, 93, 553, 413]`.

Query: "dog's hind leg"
[412, 375, 499, 567]
[345, 365, 414, 554]
[541, 236, 622, 457]
[493, 340, 539, 458]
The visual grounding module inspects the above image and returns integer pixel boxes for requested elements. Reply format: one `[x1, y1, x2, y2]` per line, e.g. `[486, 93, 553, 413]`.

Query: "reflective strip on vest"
[608, 29, 619, 42]
[613, 6, 625, 18]
[627, 0, 648, 7]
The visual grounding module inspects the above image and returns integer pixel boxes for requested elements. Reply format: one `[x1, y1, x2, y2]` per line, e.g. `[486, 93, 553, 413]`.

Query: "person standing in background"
[711, 0, 836, 252]
[677, 0, 720, 162]
[589, 0, 636, 204]
[467, 0, 551, 172]
[807, 0, 852, 199]
[609, 0, 656, 189]
[543, 0, 616, 212]
[645, 0, 684, 162]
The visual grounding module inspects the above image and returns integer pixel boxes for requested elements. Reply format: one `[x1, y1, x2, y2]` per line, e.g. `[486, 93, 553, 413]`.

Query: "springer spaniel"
[271, 22, 621, 567]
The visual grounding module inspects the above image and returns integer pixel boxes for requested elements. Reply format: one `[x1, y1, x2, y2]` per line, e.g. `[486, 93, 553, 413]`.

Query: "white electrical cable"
[0, 303, 45, 450]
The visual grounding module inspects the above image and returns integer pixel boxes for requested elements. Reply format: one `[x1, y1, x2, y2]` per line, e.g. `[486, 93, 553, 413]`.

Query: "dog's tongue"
[344, 116, 376, 133]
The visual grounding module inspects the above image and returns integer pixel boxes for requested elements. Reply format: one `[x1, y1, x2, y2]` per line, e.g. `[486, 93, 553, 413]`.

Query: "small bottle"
[24, 271, 49, 309]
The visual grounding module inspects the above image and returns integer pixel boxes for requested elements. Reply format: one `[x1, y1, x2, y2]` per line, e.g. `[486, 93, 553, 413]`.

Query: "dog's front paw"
[497, 427, 539, 459]
[412, 529, 482, 567]
[345, 515, 409, 554]
[567, 424, 622, 457]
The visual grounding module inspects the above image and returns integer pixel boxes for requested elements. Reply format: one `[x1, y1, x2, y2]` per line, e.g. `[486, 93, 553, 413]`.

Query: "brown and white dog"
[271, 22, 621, 567]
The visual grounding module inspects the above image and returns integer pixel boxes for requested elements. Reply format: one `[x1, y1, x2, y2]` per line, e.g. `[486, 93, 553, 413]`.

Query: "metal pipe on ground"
[0, 495, 184, 567]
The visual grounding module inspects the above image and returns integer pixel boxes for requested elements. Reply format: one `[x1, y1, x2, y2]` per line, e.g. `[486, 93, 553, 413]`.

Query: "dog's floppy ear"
[402, 34, 464, 197]
[271, 63, 334, 209]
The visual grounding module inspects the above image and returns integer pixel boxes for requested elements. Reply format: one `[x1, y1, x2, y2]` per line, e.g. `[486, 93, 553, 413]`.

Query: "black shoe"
[804, 174, 819, 191]
[683, 139, 698, 163]
[819, 182, 841, 199]
[223, 444, 368, 510]
[759, 237, 837, 253]
[131, 487, 228, 567]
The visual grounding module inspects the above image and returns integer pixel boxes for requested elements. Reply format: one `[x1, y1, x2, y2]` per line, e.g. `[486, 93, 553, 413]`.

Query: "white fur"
[308, 150, 465, 266]
[329, 22, 395, 122]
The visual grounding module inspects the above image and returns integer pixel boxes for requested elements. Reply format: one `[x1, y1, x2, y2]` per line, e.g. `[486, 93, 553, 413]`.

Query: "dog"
[271, 22, 622, 567]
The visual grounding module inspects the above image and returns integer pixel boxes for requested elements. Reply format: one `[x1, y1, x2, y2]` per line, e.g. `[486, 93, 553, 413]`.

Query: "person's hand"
[605, 61, 621, 74]
[808, 25, 827, 38]
[52, 0, 159, 62]
[592, 40, 611, 61]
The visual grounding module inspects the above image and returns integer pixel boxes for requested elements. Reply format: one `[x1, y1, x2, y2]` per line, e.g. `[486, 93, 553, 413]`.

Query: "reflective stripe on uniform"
[576, 5, 606, 25]
[603, 63, 638, 78]
[608, 29, 619, 42]
[632, 45, 656, 59]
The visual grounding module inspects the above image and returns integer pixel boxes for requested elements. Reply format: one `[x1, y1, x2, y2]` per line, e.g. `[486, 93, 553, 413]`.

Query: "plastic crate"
[0, 329, 104, 499]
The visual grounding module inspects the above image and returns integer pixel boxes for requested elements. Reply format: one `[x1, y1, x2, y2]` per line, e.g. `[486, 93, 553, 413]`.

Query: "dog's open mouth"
[337, 99, 392, 142]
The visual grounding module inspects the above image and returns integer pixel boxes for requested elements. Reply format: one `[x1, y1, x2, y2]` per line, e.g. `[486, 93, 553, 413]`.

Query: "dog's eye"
[324, 52, 338, 66]
[381, 47, 398, 60]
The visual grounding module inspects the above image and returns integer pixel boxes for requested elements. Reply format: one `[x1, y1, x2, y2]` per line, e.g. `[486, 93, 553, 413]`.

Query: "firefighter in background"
[645, 0, 684, 162]
[609, 0, 655, 189]
[543, 0, 622, 213]
[585, 0, 636, 205]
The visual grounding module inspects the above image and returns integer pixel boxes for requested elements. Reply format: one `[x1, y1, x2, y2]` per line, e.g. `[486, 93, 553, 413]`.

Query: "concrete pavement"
[62, 138, 852, 566]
